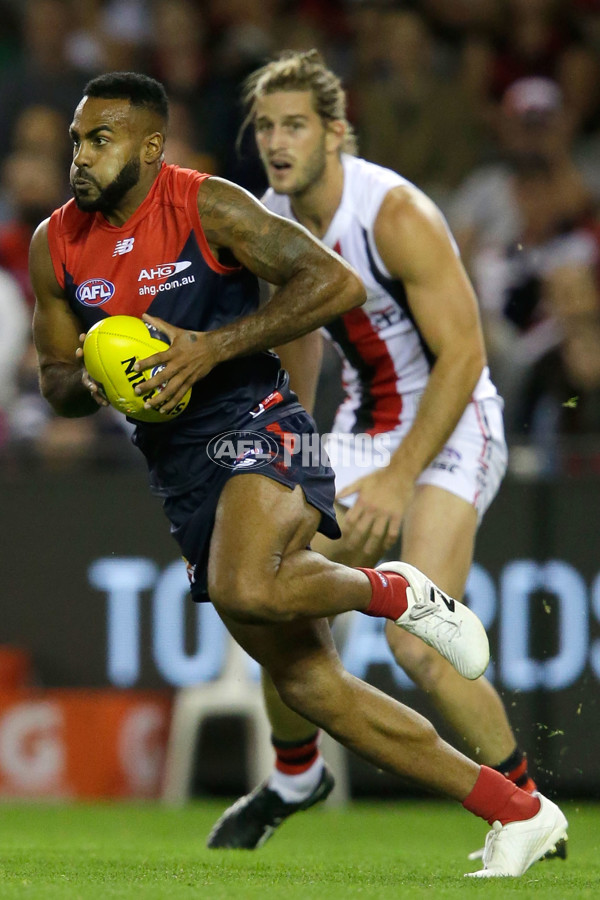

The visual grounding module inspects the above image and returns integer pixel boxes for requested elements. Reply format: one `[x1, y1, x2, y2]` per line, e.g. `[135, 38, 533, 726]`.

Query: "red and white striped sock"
[494, 747, 537, 794]
[267, 732, 324, 803]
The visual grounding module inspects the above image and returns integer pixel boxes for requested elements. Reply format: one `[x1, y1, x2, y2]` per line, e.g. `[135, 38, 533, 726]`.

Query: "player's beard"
[71, 157, 141, 214]
[270, 137, 327, 198]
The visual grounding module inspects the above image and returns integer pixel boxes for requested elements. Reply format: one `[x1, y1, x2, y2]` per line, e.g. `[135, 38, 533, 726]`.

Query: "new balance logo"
[432, 587, 455, 613]
[113, 238, 135, 256]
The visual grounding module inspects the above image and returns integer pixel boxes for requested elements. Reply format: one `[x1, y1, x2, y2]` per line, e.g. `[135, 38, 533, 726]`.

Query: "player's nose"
[269, 124, 289, 150]
[73, 144, 92, 167]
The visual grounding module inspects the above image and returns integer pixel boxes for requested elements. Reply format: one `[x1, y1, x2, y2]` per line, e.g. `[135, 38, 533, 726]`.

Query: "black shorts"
[163, 409, 341, 601]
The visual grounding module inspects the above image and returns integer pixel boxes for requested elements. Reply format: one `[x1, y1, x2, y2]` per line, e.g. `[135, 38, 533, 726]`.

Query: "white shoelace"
[407, 603, 462, 641]
[482, 821, 504, 866]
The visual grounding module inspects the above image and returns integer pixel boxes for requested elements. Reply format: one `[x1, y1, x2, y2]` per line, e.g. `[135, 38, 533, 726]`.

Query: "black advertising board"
[1, 464, 598, 797]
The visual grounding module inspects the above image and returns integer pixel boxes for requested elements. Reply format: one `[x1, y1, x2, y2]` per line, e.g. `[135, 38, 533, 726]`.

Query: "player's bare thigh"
[385, 483, 478, 666]
[207, 473, 321, 614]
[400, 484, 478, 598]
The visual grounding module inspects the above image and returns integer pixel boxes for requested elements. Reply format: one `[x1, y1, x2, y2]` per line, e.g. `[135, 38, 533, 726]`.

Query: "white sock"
[268, 755, 325, 803]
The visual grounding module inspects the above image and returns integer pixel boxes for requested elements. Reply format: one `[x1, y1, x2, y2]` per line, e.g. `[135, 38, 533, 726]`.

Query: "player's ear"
[325, 119, 346, 155]
[144, 132, 164, 164]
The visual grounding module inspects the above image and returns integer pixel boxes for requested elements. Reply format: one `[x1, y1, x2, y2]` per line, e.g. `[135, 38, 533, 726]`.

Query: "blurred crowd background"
[2, 0, 600, 478]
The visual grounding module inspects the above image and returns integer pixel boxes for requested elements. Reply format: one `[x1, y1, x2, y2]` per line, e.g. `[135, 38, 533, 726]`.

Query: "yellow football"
[83, 315, 191, 423]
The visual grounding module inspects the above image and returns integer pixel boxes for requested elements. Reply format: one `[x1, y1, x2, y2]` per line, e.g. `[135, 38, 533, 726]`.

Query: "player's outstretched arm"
[30, 220, 100, 417]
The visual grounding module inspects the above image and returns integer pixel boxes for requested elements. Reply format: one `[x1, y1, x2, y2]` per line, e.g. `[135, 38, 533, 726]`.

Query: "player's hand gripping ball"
[83, 315, 191, 423]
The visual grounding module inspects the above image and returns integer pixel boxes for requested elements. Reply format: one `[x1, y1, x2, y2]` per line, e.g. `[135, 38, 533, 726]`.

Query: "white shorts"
[325, 394, 508, 523]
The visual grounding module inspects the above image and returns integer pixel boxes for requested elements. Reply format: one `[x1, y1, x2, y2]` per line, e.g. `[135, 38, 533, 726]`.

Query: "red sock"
[462, 766, 541, 826]
[358, 567, 409, 621]
[273, 732, 320, 775]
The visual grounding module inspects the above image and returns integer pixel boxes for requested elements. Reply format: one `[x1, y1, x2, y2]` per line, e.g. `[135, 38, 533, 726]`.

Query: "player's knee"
[387, 630, 448, 691]
[271, 663, 346, 724]
[208, 569, 288, 623]
[275, 678, 327, 722]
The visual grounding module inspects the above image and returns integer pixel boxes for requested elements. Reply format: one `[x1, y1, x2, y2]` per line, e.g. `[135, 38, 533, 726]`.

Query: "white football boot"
[468, 833, 567, 862]
[376, 562, 489, 680]
[465, 794, 568, 877]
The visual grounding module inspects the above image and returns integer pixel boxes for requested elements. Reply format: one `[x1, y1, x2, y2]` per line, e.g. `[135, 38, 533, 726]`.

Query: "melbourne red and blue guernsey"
[47, 163, 296, 495]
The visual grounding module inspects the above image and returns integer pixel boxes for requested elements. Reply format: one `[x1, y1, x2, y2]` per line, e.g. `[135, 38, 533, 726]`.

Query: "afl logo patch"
[206, 430, 279, 469]
[76, 278, 115, 307]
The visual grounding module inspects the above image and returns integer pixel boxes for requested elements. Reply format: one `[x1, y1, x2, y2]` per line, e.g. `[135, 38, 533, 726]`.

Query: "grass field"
[0, 798, 598, 898]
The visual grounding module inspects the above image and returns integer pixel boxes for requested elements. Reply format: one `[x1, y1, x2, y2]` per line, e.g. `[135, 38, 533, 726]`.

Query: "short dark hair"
[82, 72, 169, 124]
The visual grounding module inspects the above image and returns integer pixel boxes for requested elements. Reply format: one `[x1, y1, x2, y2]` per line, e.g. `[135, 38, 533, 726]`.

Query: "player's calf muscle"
[385, 626, 449, 687]
[272, 667, 344, 725]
